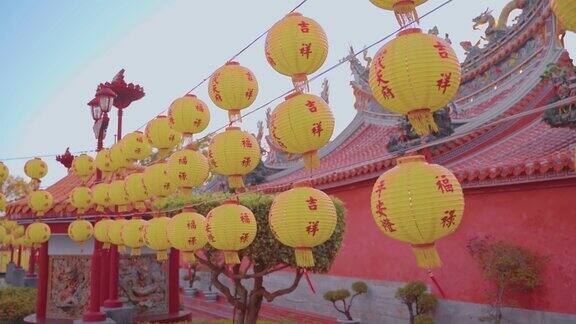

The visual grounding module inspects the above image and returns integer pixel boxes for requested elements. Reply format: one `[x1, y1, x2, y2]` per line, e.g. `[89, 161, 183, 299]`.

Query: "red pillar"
[27, 247, 36, 277]
[36, 242, 49, 321]
[10, 246, 14, 263]
[103, 245, 122, 308]
[168, 248, 180, 314]
[83, 240, 106, 321]
[17, 246, 22, 268]
[100, 247, 110, 305]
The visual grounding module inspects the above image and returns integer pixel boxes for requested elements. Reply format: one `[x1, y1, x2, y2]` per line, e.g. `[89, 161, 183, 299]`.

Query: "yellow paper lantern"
[28, 190, 54, 216]
[167, 149, 209, 193]
[122, 131, 152, 162]
[69, 187, 92, 213]
[269, 92, 334, 170]
[125, 173, 149, 212]
[108, 219, 127, 251]
[109, 180, 131, 213]
[110, 141, 130, 173]
[71, 154, 95, 184]
[26, 222, 51, 247]
[3, 220, 17, 231]
[0, 162, 9, 184]
[0, 225, 6, 243]
[552, 0, 576, 32]
[167, 209, 208, 264]
[269, 184, 337, 267]
[2, 234, 13, 246]
[368, 28, 461, 136]
[370, 155, 464, 268]
[369, 0, 428, 26]
[265, 12, 328, 90]
[0, 193, 5, 212]
[205, 201, 257, 264]
[208, 61, 258, 122]
[68, 219, 94, 243]
[24, 158, 48, 188]
[207, 127, 261, 188]
[94, 218, 113, 248]
[145, 116, 182, 158]
[121, 218, 146, 256]
[143, 163, 176, 199]
[92, 183, 111, 212]
[143, 216, 171, 261]
[94, 149, 115, 176]
[13, 224, 25, 238]
[168, 94, 211, 137]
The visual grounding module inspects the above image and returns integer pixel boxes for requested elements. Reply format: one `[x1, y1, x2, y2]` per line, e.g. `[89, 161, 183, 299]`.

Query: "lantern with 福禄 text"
[265, 12, 328, 91]
[92, 183, 110, 212]
[143, 216, 171, 260]
[94, 149, 115, 177]
[207, 127, 260, 189]
[168, 95, 211, 138]
[269, 92, 334, 170]
[145, 116, 182, 159]
[68, 219, 94, 244]
[121, 218, 146, 256]
[370, 155, 464, 268]
[24, 158, 48, 189]
[122, 131, 152, 162]
[167, 149, 209, 194]
[208, 62, 258, 122]
[109, 180, 131, 213]
[28, 190, 53, 217]
[69, 187, 92, 214]
[143, 163, 175, 200]
[368, 28, 461, 136]
[167, 209, 208, 264]
[369, 0, 428, 26]
[71, 154, 95, 184]
[0, 162, 9, 184]
[108, 219, 127, 252]
[206, 201, 257, 264]
[269, 183, 337, 268]
[26, 222, 51, 247]
[551, 0, 576, 32]
[94, 218, 113, 248]
[0, 193, 5, 212]
[125, 173, 149, 212]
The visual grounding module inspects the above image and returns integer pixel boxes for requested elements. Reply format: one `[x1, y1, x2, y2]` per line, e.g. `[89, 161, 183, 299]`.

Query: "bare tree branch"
[197, 255, 246, 311]
[252, 269, 304, 302]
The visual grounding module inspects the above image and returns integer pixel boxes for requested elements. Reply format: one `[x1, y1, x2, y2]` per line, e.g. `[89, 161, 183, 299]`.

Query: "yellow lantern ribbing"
[208, 62, 258, 122]
[143, 216, 171, 261]
[207, 127, 261, 189]
[265, 12, 328, 91]
[71, 154, 95, 184]
[368, 28, 461, 136]
[121, 218, 146, 256]
[94, 218, 113, 249]
[0, 193, 5, 212]
[167, 209, 208, 264]
[205, 201, 257, 264]
[167, 149, 209, 193]
[145, 116, 182, 159]
[92, 183, 111, 212]
[68, 219, 94, 244]
[26, 222, 51, 247]
[28, 190, 53, 217]
[122, 131, 152, 162]
[143, 163, 175, 199]
[369, 0, 428, 26]
[24, 158, 48, 188]
[551, 0, 576, 32]
[269, 92, 334, 169]
[110, 141, 130, 173]
[109, 180, 130, 213]
[125, 173, 149, 212]
[168, 95, 211, 137]
[108, 219, 127, 252]
[0, 162, 8, 184]
[69, 187, 92, 214]
[370, 155, 464, 268]
[269, 184, 337, 268]
[94, 149, 115, 177]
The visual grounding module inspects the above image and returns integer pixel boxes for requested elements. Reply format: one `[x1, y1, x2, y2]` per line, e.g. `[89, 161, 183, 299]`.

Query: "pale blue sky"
[1, 0, 575, 186]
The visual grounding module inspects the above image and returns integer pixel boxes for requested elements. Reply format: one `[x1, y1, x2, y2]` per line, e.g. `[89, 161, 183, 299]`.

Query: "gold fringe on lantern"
[103, 243, 110, 250]
[291, 73, 310, 93]
[228, 175, 245, 189]
[407, 109, 439, 137]
[95, 205, 105, 213]
[182, 251, 197, 264]
[393, 1, 420, 26]
[156, 250, 169, 261]
[131, 247, 141, 256]
[223, 251, 240, 265]
[302, 151, 321, 170]
[411, 244, 442, 269]
[295, 248, 315, 268]
[157, 148, 172, 160]
[228, 110, 242, 123]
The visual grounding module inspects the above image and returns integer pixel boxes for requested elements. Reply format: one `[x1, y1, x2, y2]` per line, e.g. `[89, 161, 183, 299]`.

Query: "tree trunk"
[245, 271, 265, 323]
[407, 303, 415, 324]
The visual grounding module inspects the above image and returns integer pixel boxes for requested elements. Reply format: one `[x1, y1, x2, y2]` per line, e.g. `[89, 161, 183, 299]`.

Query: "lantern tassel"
[393, 1, 420, 27]
[407, 109, 438, 137]
[228, 110, 242, 123]
[228, 175, 245, 189]
[156, 250, 168, 261]
[411, 244, 442, 269]
[182, 251, 197, 265]
[131, 247, 141, 256]
[295, 248, 315, 268]
[302, 151, 321, 170]
[223, 251, 240, 265]
[292, 74, 310, 93]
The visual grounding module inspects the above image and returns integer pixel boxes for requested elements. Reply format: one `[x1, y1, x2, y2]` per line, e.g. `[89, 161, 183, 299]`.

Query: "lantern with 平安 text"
[368, 28, 461, 136]
[143, 163, 175, 200]
[122, 131, 152, 162]
[369, 0, 428, 26]
[205, 201, 257, 264]
[109, 180, 131, 213]
[92, 183, 111, 212]
[168, 94, 211, 138]
[208, 62, 258, 122]
[28, 190, 53, 216]
[269, 92, 334, 169]
[68, 219, 94, 244]
[167, 149, 209, 194]
[143, 216, 171, 260]
[121, 218, 146, 256]
[145, 116, 182, 159]
[94, 218, 113, 248]
[167, 209, 208, 264]
[125, 173, 149, 212]
[108, 219, 127, 252]
[269, 184, 337, 267]
[94, 149, 115, 177]
[370, 155, 464, 268]
[71, 154, 95, 184]
[207, 127, 260, 188]
[24, 158, 48, 189]
[69, 186, 92, 214]
[26, 222, 51, 247]
[265, 12, 328, 91]
[551, 0, 576, 32]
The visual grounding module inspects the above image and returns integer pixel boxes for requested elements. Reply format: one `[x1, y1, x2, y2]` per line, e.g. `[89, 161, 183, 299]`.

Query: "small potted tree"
[203, 280, 219, 302]
[395, 281, 438, 324]
[323, 281, 368, 323]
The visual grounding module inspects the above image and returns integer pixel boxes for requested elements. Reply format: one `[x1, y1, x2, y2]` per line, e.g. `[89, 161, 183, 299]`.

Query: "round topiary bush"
[0, 287, 36, 323]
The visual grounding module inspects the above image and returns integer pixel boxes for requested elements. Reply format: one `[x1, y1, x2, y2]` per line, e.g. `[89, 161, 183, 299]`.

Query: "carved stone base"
[101, 306, 134, 324]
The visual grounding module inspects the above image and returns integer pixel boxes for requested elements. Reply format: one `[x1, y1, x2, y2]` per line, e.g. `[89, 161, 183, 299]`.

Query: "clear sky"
[1, 0, 575, 186]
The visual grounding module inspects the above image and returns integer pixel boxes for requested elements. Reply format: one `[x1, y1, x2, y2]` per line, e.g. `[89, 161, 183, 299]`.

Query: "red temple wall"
[325, 177, 576, 315]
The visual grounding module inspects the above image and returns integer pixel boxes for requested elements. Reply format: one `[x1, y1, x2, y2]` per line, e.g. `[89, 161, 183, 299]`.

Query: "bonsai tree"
[160, 192, 346, 324]
[395, 281, 438, 324]
[323, 281, 368, 321]
[467, 236, 544, 324]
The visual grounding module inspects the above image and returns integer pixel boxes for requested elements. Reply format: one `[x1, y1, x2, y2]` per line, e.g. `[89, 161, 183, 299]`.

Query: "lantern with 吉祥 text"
[92, 183, 111, 212]
[94, 149, 115, 177]
[143, 163, 175, 199]
[125, 173, 149, 212]
[145, 116, 182, 159]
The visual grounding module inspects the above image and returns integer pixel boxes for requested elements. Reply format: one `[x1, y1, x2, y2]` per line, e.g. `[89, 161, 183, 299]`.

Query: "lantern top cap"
[225, 61, 240, 66]
[182, 207, 197, 213]
[397, 155, 426, 164]
[286, 12, 302, 17]
[293, 180, 313, 188]
[184, 94, 197, 98]
[285, 90, 303, 101]
[226, 126, 241, 131]
[398, 27, 422, 37]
